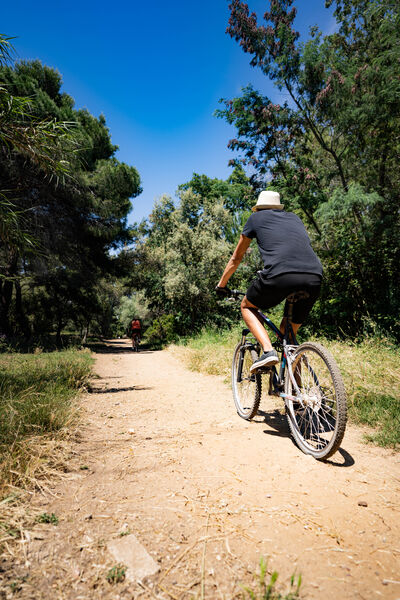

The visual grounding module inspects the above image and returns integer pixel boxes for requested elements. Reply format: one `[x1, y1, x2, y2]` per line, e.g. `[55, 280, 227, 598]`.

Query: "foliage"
[178, 165, 253, 241]
[0, 36, 75, 178]
[0, 39, 142, 343]
[114, 291, 151, 335]
[311, 184, 399, 336]
[125, 184, 248, 337]
[215, 0, 400, 337]
[145, 314, 177, 347]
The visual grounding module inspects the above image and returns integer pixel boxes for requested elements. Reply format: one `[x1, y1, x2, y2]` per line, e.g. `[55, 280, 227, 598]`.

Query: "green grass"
[36, 512, 58, 525]
[324, 337, 400, 448]
[0, 348, 94, 493]
[242, 558, 301, 599]
[172, 329, 400, 449]
[106, 564, 126, 584]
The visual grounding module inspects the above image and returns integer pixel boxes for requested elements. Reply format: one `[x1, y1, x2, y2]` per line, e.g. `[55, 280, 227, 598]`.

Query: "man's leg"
[241, 296, 273, 352]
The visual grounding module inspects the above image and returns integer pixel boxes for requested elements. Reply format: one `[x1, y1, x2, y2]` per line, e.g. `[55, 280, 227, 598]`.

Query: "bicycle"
[229, 289, 347, 460]
[131, 333, 141, 352]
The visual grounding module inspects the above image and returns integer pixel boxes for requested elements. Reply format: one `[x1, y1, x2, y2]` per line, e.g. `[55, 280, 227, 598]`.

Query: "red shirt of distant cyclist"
[131, 319, 141, 335]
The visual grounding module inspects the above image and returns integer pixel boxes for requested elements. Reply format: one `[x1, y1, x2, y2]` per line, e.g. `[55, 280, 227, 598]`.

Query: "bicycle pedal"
[253, 366, 272, 374]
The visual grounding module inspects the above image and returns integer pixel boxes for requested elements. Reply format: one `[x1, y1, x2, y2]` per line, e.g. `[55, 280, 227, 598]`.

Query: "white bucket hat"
[252, 190, 283, 211]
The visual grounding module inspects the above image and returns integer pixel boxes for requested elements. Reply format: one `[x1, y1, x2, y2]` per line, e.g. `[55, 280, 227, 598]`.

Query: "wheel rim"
[287, 347, 338, 453]
[233, 347, 259, 417]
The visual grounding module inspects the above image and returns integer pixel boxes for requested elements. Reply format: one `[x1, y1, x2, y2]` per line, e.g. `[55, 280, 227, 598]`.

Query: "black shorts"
[246, 272, 322, 323]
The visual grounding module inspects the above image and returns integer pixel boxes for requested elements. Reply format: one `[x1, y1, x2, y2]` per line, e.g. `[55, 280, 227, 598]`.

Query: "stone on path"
[108, 534, 160, 582]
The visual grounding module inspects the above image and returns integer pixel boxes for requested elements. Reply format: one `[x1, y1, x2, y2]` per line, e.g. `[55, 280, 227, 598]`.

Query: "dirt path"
[6, 340, 400, 599]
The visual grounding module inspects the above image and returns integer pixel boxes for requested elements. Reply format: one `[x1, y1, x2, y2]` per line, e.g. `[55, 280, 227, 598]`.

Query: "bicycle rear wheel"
[232, 343, 261, 420]
[285, 342, 347, 460]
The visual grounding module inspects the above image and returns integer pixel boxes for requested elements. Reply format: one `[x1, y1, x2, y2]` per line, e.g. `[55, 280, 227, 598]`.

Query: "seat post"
[286, 301, 294, 324]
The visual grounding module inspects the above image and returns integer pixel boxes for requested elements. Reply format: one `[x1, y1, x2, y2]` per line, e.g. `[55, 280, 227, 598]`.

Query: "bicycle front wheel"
[285, 342, 347, 460]
[232, 343, 261, 420]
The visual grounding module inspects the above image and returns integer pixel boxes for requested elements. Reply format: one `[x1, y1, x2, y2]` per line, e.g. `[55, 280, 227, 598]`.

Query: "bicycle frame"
[241, 308, 302, 400]
[230, 289, 347, 459]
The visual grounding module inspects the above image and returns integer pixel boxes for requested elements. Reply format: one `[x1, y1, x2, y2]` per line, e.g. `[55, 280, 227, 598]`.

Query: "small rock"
[128, 429, 135, 435]
[108, 534, 159, 582]
[358, 500, 368, 507]
[84, 514, 93, 520]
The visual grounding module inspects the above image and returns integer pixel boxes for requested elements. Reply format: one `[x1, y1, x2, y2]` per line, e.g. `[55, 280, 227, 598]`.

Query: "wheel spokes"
[289, 350, 338, 451]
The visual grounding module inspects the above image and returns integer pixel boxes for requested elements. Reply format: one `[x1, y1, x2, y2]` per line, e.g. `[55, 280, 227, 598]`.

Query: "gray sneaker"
[250, 350, 279, 373]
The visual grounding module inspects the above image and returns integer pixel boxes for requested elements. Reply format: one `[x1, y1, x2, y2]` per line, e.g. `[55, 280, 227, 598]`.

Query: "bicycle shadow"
[255, 408, 291, 439]
[88, 385, 153, 395]
[255, 408, 355, 467]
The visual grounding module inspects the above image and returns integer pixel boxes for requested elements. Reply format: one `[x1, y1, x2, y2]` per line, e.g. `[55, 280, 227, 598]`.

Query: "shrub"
[145, 314, 176, 347]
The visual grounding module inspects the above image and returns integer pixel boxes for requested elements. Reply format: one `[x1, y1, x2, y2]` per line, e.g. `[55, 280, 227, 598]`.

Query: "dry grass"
[170, 326, 241, 380]
[0, 348, 94, 556]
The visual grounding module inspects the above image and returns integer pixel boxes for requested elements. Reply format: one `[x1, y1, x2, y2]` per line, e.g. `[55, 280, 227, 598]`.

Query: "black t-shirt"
[242, 210, 323, 279]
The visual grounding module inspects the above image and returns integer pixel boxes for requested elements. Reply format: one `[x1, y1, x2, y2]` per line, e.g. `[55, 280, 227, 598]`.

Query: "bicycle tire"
[285, 342, 347, 460]
[232, 342, 262, 420]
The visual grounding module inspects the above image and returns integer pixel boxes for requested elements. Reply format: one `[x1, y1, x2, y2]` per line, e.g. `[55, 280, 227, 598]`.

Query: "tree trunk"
[81, 321, 90, 345]
[0, 278, 13, 336]
[56, 317, 63, 347]
[15, 279, 31, 339]
[0, 254, 18, 336]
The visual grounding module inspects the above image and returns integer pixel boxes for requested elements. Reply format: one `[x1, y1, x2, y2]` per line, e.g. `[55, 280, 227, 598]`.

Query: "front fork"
[279, 342, 303, 402]
[237, 329, 259, 383]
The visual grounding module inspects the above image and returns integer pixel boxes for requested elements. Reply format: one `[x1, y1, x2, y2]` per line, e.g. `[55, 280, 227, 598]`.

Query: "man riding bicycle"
[130, 318, 141, 351]
[216, 190, 322, 373]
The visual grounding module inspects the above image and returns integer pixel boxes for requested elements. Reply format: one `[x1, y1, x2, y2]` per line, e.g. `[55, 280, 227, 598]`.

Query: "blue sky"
[3, 1, 335, 223]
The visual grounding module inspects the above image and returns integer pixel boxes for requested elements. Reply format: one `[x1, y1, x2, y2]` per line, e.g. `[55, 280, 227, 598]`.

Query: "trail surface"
[8, 340, 400, 599]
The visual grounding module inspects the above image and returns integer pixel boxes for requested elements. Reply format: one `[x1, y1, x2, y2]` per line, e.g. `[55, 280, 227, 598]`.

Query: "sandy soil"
[3, 339, 400, 599]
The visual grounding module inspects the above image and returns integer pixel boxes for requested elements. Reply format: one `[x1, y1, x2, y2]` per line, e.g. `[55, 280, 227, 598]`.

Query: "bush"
[145, 314, 176, 347]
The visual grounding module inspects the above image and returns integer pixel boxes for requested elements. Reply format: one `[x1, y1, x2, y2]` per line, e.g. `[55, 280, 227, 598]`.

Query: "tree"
[114, 291, 150, 337]
[0, 52, 142, 341]
[124, 188, 244, 336]
[178, 166, 253, 242]
[216, 0, 400, 337]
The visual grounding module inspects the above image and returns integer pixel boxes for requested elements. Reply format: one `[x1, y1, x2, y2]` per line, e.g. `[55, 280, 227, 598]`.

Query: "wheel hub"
[302, 386, 322, 411]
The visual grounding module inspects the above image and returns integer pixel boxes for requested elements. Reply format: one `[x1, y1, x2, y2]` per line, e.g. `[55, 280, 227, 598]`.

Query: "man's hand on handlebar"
[215, 286, 245, 300]
[215, 285, 231, 297]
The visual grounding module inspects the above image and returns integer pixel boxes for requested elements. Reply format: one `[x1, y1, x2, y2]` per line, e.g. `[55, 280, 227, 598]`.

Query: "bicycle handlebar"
[231, 289, 245, 299]
[219, 287, 245, 300]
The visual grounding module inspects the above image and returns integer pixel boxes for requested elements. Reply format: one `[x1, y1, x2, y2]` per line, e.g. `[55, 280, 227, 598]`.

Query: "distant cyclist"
[216, 190, 322, 373]
[130, 318, 141, 351]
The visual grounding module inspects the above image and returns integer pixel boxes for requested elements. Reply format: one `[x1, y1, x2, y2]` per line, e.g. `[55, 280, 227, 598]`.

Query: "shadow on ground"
[255, 408, 355, 467]
[256, 408, 291, 438]
[86, 340, 154, 354]
[88, 385, 153, 394]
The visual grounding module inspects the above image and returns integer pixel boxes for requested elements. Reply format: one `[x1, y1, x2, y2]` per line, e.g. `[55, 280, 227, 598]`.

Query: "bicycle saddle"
[286, 290, 310, 303]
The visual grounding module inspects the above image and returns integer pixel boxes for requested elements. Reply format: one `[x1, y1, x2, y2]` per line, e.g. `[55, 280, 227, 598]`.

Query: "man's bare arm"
[217, 235, 251, 288]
